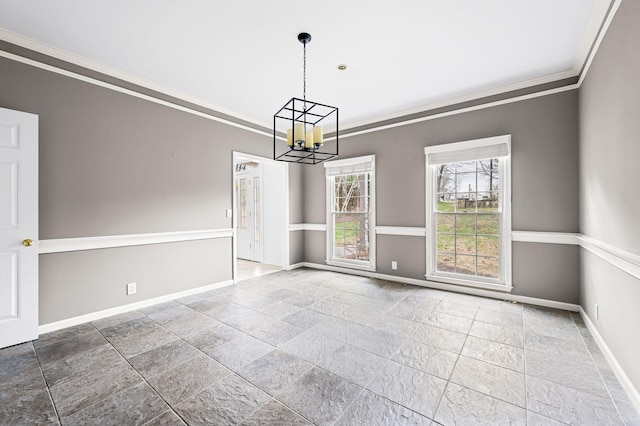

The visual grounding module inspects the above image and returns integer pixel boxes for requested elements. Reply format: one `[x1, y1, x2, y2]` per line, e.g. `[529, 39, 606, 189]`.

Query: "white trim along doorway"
[232, 152, 289, 282]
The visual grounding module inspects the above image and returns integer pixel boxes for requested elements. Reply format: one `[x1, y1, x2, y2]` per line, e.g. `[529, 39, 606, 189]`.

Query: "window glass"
[332, 174, 371, 262]
[435, 158, 501, 280]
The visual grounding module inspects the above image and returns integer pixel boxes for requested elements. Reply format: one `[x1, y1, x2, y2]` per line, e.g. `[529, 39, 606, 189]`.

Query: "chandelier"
[273, 33, 339, 164]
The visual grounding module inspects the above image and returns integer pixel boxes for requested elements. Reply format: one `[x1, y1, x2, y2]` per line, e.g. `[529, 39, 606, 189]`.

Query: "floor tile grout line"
[237, 282, 438, 424]
[523, 310, 626, 405]
[233, 361, 317, 424]
[93, 323, 193, 426]
[39, 325, 176, 423]
[522, 307, 616, 424]
[108, 282, 363, 425]
[569, 312, 628, 425]
[430, 298, 478, 422]
[323, 346, 439, 425]
[94, 303, 281, 423]
[357, 294, 448, 422]
[25, 270, 626, 425]
[31, 341, 63, 425]
[28, 276, 368, 423]
[139, 409, 184, 426]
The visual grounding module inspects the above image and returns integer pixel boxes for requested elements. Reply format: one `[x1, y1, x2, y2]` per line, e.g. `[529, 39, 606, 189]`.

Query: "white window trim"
[325, 155, 376, 272]
[424, 135, 512, 292]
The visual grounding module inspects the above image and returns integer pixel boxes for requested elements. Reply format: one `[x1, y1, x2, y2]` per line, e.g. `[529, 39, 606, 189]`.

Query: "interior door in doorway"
[0, 107, 39, 348]
[235, 163, 263, 262]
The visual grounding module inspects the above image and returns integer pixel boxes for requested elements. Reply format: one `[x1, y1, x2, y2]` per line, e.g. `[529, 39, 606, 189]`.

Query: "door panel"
[0, 252, 18, 320]
[0, 162, 18, 228]
[235, 164, 263, 262]
[0, 107, 39, 348]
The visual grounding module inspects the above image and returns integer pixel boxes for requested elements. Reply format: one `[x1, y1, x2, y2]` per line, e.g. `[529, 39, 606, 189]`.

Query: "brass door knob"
[22, 239, 33, 247]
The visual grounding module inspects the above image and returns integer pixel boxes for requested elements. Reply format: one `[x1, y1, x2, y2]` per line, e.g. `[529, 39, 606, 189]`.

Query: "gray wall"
[40, 239, 231, 324]
[579, 0, 640, 394]
[0, 56, 273, 324]
[303, 90, 581, 303]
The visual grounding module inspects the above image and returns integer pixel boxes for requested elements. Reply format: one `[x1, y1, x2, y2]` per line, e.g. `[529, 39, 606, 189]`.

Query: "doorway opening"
[232, 152, 289, 282]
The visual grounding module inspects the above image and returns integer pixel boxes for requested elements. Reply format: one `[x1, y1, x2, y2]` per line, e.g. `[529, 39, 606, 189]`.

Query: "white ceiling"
[0, 0, 608, 129]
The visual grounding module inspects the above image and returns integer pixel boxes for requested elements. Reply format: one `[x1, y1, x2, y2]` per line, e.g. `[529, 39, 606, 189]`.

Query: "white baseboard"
[286, 262, 306, 270]
[38, 279, 234, 334]
[298, 262, 580, 312]
[579, 307, 640, 415]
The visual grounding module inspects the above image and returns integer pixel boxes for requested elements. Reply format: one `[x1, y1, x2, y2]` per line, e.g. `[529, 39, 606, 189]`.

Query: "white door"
[0, 107, 39, 348]
[235, 164, 263, 262]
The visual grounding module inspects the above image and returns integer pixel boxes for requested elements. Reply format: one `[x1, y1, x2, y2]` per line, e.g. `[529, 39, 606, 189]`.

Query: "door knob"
[22, 239, 34, 247]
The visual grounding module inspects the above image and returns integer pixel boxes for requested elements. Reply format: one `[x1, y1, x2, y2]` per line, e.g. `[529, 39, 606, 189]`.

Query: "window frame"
[325, 155, 376, 271]
[424, 136, 512, 292]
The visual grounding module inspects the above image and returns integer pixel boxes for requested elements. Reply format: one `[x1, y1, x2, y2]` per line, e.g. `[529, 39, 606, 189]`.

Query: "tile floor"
[1, 268, 639, 425]
[236, 259, 281, 282]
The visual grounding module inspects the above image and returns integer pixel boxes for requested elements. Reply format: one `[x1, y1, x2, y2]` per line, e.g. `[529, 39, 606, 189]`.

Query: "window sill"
[425, 274, 512, 292]
[326, 260, 376, 272]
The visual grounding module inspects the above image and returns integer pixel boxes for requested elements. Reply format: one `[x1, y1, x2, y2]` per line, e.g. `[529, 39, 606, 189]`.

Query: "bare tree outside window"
[434, 158, 501, 279]
[333, 173, 371, 261]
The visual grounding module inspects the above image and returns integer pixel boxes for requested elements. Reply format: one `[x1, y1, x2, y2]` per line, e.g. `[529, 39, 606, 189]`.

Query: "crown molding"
[0, 0, 621, 137]
[0, 28, 270, 130]
[573, 0, 616, 75]
[577, 0, 622, 86]
[340, 70, 578, 132]
[330, 83, 579, 141]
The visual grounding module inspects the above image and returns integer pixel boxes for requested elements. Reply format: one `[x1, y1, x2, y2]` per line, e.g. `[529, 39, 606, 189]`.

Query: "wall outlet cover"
[391, 261, 398, 270]
[127, 282, 137, 295]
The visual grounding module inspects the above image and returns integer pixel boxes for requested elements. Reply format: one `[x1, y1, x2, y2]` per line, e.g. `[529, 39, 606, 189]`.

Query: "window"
[425, 136, 511, 291]
[253, 176, 260, 251]
[325, 155, 376, 271]
[237, 178, 248, 229]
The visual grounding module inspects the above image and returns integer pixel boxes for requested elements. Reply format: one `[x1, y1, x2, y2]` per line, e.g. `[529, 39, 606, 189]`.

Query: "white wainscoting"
[39, 229, 234, 254]
[288, 223, 326, 232]
[376, 226, 426, 236]
[511, 231, 580, 245]
[578, 235, 640, 281]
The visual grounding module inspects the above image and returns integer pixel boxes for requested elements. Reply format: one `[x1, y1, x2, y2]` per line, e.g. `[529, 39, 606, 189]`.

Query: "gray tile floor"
[1, 269, 639, 425]
[236, 259, 281, 282]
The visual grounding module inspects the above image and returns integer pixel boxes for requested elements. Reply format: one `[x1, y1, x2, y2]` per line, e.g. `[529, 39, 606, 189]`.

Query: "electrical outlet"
[391, 261, 398, 270]
[127, 282, 137, 295]
[226, 208, 233, 218]
[595, 303, 599, 320]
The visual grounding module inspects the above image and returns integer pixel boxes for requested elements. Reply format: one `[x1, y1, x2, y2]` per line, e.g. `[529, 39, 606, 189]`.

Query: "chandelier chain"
[303, 41, 307, 109]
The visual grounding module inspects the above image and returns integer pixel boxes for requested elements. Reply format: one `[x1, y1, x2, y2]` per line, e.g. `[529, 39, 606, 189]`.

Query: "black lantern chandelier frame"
[273, 33, 339, 165]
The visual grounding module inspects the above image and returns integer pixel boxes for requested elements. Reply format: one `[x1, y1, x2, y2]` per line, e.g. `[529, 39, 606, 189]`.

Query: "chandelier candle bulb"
[286, 129, 293, 147]
[305, 130, 314, 148]
[313, 126, 323, 146]
[294, 123, 306, 145]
